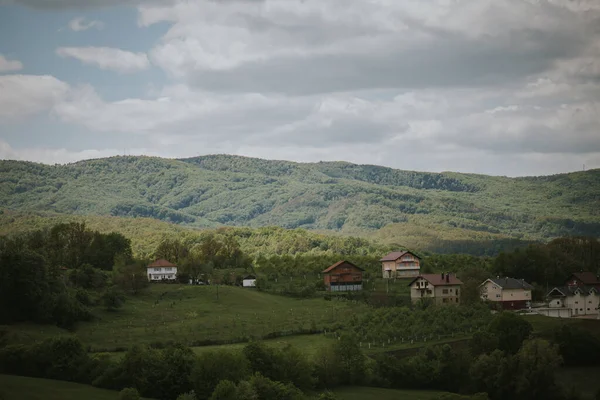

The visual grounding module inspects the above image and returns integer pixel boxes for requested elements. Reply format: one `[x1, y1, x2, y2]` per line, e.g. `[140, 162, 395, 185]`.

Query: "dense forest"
[1, 155, 599, 254]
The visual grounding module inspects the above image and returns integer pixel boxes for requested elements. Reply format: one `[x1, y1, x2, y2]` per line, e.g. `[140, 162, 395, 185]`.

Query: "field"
[2, 284, 369, 351]
[333, 387, 447, 400]
[0, 374, 135, 400]
[556, 367, 600, 400]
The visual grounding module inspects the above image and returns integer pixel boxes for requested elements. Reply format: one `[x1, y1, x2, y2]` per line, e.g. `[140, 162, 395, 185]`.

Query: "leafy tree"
[118, 388, 141, 400]
[191, 350, 250, 400]
[177, 392, 197, 400]
[102, 286, 126, 311]
[514, 339, 563, 400]
[487, 312, 532, 354]
[210, 381, 237, 400]
[113, 261, 149, 295]
[553, 325, 600, 366]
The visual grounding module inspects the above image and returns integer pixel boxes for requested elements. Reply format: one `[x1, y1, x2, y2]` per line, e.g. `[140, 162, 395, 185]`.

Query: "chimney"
[441, 272, 444, 280]
[446, 273, 450, 283]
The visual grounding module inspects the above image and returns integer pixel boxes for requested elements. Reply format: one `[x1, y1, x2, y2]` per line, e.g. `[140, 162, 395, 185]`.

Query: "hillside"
[1, 155, 599, 252]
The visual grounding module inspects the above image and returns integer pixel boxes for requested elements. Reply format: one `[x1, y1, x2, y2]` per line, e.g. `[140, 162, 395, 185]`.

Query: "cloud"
[56, 47, 150, 73]
[0, 139, 160, 165]
[68, 17, 104, 31]
[142, 0, 594, 95]
[0, 54, 23, 73]
[0, 74, 69, 119]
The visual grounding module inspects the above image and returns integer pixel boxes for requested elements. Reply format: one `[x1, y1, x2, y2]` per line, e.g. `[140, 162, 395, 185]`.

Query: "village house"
[380, 251, 421, 279]
[545, 272, 600, 317]
[408, 272, 463, 305]
[147, 259, 178, 281]
[322, 260, 364, 292]
[480, 277, 533, 310]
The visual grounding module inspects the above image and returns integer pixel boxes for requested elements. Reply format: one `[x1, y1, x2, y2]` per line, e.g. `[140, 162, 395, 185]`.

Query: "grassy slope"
[0, 375, 136, 400]
[2, 284, 369, 351]
[333, 387, 447, 400]
[1, 155, 599, 252]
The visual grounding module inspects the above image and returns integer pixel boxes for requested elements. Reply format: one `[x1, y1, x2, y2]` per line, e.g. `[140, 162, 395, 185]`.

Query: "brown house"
[565, 272, 600, 289]
[380, 251, 421, 279]
[322, 260, 364, 292]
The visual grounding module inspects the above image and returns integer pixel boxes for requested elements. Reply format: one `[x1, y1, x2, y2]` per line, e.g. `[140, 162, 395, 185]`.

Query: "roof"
[570, 272, 600, 285]
[322, 260, 364, 273]
[379, 250, 420, 262]
[547, 285, 598, 297]
[147, 259, 177, 268]
[408, 273, 463, 287]
[486, 277, 534, 290]
[243, 275, 256, 280]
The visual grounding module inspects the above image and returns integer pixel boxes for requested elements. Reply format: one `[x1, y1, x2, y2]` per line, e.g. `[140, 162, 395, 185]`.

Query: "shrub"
[118, 388, 141, 400]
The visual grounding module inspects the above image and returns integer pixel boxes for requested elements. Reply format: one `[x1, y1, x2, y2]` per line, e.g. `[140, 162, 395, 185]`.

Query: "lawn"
[3, 284, 370, 351]
[555, 367, 600, 400]
[333, 386, 446, 400]
[525, 315, 600, 338]
[0, 374, 137, 400]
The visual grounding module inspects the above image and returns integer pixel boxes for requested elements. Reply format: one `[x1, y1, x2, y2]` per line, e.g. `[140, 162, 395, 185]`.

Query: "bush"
[102, 286, 126, 311]
[177, 391, 197, 400]
[118, 388, 141, 400]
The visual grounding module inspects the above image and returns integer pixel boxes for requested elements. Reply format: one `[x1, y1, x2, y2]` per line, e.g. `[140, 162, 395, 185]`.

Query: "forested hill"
[1, 155, 599, 252]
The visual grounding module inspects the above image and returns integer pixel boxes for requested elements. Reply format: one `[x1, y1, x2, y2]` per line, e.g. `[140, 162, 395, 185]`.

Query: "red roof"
[571, 272, 600, 285]
[322, 260, 364, 273]
[408, 273, 463, 287]
[380, 251, 420, 262]
[148, 259, 177, 268]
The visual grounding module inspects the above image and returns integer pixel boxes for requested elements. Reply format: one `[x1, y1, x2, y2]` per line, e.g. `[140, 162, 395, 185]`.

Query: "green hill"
[1, 155, 599, 252]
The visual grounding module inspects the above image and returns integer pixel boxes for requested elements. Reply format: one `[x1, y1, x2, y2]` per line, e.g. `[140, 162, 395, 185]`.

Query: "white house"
[546, 285, 599, 317]
[147, 259, 178, 281]
[243, 275, 257, 288]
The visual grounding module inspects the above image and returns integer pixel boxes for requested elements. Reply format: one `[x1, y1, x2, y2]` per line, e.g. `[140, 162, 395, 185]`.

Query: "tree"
[191, 350, 250, 400]
[113, 261, 149, 295]
[118, 388, 141, 400]
[487, 312, 532, 354]
[102, 286, 126, 312]
[210, 381, 237, 400]
[515, 339, 563, 400]
[333, 336, 367, 385]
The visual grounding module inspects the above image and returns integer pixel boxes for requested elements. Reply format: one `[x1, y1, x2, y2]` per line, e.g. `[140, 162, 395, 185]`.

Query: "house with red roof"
[380, 251, 421, 279]
[408, 273, 463, 305]
[322, 260, 364, 292]
[147, 259, 178, 281]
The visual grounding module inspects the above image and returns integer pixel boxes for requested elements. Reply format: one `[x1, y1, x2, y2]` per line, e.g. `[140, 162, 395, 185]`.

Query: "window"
[443, 289, 448, 294]
[449, 288, 453, 293]
[154, 268, 160, 272]
[166, 267, 172, 271]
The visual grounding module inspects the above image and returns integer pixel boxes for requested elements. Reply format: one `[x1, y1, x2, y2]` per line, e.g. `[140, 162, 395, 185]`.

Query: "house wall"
[410, 278, 461, 305]
[243, 279, 256, 287]
[536, 308, 572, 318]
[481, 281, 502, 301]
[325, 262, 363, 291]
[147, 267, 178, 281]
[501, 288, 531, 302]
[565, 292, 600, 316]
[382, 254, 420, 279]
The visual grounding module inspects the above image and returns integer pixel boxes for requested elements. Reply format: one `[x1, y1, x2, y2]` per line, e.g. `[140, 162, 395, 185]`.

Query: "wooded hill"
[1, 155, 599, 254]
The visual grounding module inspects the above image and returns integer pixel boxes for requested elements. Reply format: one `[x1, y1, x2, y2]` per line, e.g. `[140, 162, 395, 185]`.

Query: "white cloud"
[56, 47, 150, 73]
[0, 139, 160, 165]
[68, 17, 104, 31]
[0, 75, 69, 119]
[0, 54, 23, 73]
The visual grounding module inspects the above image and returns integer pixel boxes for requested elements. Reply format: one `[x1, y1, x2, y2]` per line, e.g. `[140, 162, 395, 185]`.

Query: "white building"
[147, 259, 178, 281]
[243, 275, 257, 287]
[546, 285, 599, 317]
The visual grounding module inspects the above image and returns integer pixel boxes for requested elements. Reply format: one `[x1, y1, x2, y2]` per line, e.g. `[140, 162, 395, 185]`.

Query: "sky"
[0, 0, 599, 177]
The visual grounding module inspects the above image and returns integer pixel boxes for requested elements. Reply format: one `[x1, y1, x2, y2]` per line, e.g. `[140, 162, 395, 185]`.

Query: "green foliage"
[317, 391, 339, 400]
[210, 381, 237, 400]
[101, 286, 126, 311]
[191, 350, 250, 400]
[553, 325, 600, 366]
[2, 156, 599, 255]
[118, 388, 141, 400]
[486, 312, 533, 355]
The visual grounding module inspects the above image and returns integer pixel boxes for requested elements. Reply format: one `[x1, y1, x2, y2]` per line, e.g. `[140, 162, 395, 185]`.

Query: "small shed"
[243, 275, 257, 288]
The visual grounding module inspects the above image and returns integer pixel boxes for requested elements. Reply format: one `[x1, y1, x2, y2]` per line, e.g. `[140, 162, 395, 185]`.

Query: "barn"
[322, 260, 364, 292]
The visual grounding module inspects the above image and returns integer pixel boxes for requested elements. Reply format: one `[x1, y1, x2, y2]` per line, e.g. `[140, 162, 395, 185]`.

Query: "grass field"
[556, 367, 600, 400]
[0, 374, 136, 400]
[333, 386, 446, 400]
[3, 284, 369, 351]
[525, 315, 600, 338]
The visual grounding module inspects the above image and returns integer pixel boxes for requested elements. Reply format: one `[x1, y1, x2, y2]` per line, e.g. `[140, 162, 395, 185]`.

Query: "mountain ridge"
[1, 154, 599, 251]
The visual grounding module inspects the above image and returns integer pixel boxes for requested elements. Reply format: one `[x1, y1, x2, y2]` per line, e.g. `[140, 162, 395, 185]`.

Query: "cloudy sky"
[1, 0, 599, 176]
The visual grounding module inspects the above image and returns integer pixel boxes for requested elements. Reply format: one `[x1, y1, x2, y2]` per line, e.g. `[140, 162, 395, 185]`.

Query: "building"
[545, 272, 600, 317]
[147, 259, 178, 281]
[322, 260, 364, 292]
[243, 275, 257, 288]
[380, 251, 421, 278]
[408, 273, 463, 305]
[480, 277, 533, 310]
